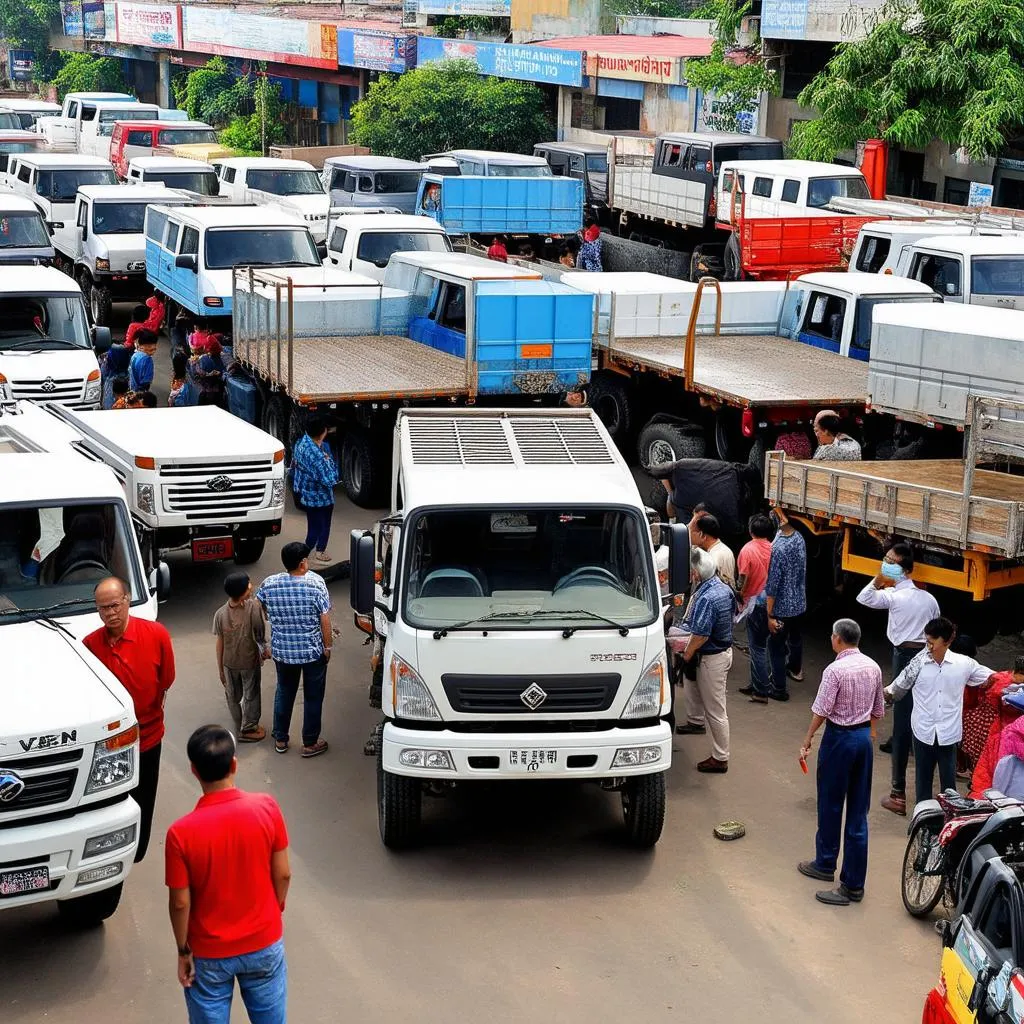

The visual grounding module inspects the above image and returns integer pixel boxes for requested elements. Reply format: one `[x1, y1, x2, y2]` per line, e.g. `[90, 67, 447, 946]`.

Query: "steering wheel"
[56, 558, 109, 585]
[553, 565, 626, 594]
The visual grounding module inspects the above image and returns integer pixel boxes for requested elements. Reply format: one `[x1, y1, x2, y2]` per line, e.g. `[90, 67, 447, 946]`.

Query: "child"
[144, 290, 166, 335]
[559, 244, 576, 268]
[102, 342, 131, 408]
[212, 572, 268, 742]
[124, 304, 150, 348]
[189, 318, 219, 355]
[486, 236, 508, 263]
[136, 390, 158, 408]
[111, 378, 132, 409]
[129, 329, 157, 392]
[168, 352, 189, 407]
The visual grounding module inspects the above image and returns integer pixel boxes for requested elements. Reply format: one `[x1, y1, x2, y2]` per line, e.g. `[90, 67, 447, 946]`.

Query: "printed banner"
[417, 36, 583, 87]
[183, 7, 338, 69]
[412, 0, 510, 12]
[83, 0, 106, 38]
[61, 0, 84, 38]
[337, 30, 417, 73]
[760, 0, 809, 38]
[115, 2, 181, 48]
[585, 52, 680, 85]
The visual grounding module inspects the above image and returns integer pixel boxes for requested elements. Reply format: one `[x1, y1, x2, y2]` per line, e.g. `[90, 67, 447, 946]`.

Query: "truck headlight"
[83, 824, 136, 858]
[136, 483, 155, 515]
[399, 748, 454, 770]
[612, 745, 663, 768]
[85, 725, 138, 793]
[621, 656, 666, 719]
[390, 654, 441, 721]
[95, 257, 110, 271]
[270, 479, 285, 507]
[84, 369, 101, 399]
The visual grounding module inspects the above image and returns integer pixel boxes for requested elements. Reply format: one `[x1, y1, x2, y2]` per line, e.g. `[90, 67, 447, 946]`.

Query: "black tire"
[647, 480, 668, 518]
[90, 284, 113, 327]
[689, 249, 704, 283]
[723, 233, 741, 281]
[233, 536, 265, 565]
[377, 745, 422, 849]
[901, 818, 945, 917]
[747, 436, 767, 476]
[587, 373, 632, 446]
[341, 428, 386, 508]
[637, 421, 706, 469]
[714, 409, 740, 461]
[57, 881, 123, 927]
[622, 772, 666, 848]
[261, 394, 291, 451]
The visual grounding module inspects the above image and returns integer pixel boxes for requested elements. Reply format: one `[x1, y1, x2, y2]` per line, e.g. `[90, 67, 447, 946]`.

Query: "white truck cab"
[326, 212, 451, 281]
[0, 97, 61, 129]
[37, 94, 157, 156]
[35, 92, 136, 151]
[322, 155, 426, 216]
[126, 155, 220, 196]
[0, 194, 54, 265]
[350, 408, 688, 850]
[896, 234, 1024, 308]
[850, 221, 1013, 275]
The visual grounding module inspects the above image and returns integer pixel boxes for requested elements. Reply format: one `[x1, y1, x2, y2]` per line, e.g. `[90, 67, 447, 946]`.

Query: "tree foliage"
[0, 0, 62, 81]
[606, 0, 709, 17]
[53, 53, 128, 98]
[433, 15, 505, 37]
[790, 0, 1024, 162]
[219, 74, 286, 154]
[350, 59, 552, 160]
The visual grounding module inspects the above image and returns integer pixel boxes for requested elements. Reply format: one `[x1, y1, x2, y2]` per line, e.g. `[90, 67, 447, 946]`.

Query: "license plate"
[508, 749, 558, 772]
[127, 261, 145, 272]
[192, 537, 233, 562]
[0, 866, 49, 897]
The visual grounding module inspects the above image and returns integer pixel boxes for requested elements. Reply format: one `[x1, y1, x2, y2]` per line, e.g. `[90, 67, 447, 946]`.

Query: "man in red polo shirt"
[83, 576, 175, 862]
[167, 725, 291, 1024]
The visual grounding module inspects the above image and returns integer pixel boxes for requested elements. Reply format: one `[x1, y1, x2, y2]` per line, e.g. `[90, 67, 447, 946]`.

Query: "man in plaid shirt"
[256, 542, 332, 759]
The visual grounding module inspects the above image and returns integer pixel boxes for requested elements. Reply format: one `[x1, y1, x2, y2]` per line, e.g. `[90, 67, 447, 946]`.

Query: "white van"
[0, 97, 62, 129]
[325, 212, 451, 281]
[850, 221, 1011, 275]
[322, 155, 425, 215]
[126, 155, 220, 196]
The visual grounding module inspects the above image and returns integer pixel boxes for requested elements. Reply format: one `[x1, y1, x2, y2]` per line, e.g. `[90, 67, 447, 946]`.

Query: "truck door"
[408, 280, 466, 357]
[51, 100, 79, 149]
[73, 197, 87, 263]
[909, 251, 963, 301]
[175, 225, 200, 313]
[796, 289, 847, 355]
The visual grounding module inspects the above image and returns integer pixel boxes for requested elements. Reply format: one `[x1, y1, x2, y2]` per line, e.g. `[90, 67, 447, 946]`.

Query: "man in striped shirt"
[797, 618, 884, 906]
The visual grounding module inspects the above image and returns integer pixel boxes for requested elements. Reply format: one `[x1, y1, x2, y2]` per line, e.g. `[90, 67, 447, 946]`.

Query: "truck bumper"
[382, 722, 672, 780]
[0, 795, 140, 910]
[93, 271, 149, 299]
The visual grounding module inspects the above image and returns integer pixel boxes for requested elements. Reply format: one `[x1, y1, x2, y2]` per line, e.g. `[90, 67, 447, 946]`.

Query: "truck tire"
[587, 373, 632, 446]
[723, 233, 741, 281]
[637, 421, 706, 469]
[261, 395, 293, 458]
[341, 429, 387, 508]
[90, 284, 113, 327]
[377, 746, 422, 849]
[57, 881, 123, 927]
[747, 436, 767, 477]
[622, 772, 666, 849]
[233, 536, 265, 565]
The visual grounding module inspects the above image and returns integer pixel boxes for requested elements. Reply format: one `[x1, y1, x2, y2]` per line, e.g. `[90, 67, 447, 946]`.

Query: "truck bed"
[600, 333, 868, 408]
[238, 334, 469, 403]
[765, 453, 1024, 557]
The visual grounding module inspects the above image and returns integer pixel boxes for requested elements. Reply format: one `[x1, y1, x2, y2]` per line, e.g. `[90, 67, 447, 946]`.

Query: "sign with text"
[83, 0, 106, 38]
[337, 30, 417, 73]
[61, 0, 84, 38]
[412, 0, 510, 12]
[968, 181, 994, 208]
[182, 7, 338, 68]
[760, 0, 809, 38]
[8, 50, 35, 82]
[417, 36, 583, 87]
[115, 2, 181, 48]
[585, 52, 680, 85]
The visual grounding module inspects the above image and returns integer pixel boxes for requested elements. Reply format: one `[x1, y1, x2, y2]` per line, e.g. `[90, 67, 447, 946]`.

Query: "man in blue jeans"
[257, 541, 332, 758]
[763, 508, 807, 701]
[167, 725, 292, 1023]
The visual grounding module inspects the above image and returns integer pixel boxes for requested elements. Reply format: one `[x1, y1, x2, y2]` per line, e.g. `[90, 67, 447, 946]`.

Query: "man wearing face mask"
[856, 542, 940, 816]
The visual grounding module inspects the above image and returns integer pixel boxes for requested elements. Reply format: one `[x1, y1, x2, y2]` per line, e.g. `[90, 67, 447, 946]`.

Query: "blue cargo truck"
[230, 252, 594, 506]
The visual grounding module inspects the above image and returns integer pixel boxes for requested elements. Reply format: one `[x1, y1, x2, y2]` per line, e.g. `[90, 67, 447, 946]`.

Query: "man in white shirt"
[688, 510, 736, 589]
[857, 542, 940, 816]
[886, 616, 995, 805]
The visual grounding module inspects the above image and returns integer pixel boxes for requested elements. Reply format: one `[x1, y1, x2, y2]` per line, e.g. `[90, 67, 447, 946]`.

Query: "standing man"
[886, 617, 995, 805]
[290, 416, 339, 564]
[812, 410, 862, 461]
[763, 508, 807, 700]
[166, 725, 291, 1024]
[798, 619, 884, 906]
[678, 548, 735, 773]
[83, 576, 175, 862]
[688, 510, 736, 589]
[857, 542, 940, 816]
[736, 514, 775, 703]
[256, 542, 332, 758]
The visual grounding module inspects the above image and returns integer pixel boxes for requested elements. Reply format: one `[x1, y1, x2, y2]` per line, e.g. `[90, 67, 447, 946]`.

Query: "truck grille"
[161, 459, 273, 515]
[0, 767, 78, 814]
[441, 673, 620, 714]
[10, 377, 84, 404]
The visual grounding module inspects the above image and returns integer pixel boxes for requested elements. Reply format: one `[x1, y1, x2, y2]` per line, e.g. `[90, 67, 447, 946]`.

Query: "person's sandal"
[301, 740, 329, 758]
[275, 740, 288, 754]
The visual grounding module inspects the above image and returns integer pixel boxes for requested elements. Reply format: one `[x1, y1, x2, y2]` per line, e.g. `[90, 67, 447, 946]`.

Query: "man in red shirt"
[167, 725, 291, 1023]
[83, 576, 175, 862]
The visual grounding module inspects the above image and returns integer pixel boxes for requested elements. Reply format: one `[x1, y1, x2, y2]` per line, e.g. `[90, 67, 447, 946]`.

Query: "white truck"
[0, 396, 167, 926]
[850, 221, 1017, 275]
[894, 235, 1024, 308]
[0, 194, 54, 265]
[126, 155, 220, 197]
[349, 407, 689, 849]
[325, 212, 451, 281]
[0, 266, 108, 409]
[212, 157, 329, 243]
[36, 93, 157, 155]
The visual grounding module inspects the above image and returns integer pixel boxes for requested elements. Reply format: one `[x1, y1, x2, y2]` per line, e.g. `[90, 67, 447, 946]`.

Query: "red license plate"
[192, 538, 233, 562]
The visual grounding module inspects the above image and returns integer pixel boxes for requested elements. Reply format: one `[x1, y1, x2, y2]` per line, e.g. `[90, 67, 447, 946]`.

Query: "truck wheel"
[57, 881, 123, 927]
[341, 429, 386, 508]
[747, 436, 767, 477]
[377, 746, 422, 849]
[90, 284, 113, 327]
[637, 422, 706, 469]
[233, 537, 265, 565]
[587, 373, 632, 446]
[622, 772, 666, 849]
[723, 234, 741, 281]
[261, 395, 293, 459]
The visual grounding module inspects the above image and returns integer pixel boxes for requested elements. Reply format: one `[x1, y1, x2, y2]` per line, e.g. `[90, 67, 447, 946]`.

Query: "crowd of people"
[485, 215, 603, 272]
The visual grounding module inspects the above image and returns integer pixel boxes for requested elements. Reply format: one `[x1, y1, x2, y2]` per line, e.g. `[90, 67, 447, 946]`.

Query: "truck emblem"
[40, 378, 56, 393]
[207, 475, 233, 492]
[519, 683, 548, 710]
[0, 769, 26, 803]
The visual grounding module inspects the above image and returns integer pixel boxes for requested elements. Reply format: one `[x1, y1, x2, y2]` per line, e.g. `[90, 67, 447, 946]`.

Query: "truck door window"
[146, 208, 168, 244]
[978, 885, 1015, 964]
[165, 221, 180, 252]
[664, 144, 684, 167]
[358, 175, 374, 193]
[781, 179, 800, 203]
[687, 146, 711, 172]
[17, 163, 31, 184]
[803, 291, 847, 342]
[913, 253, 962, 296]
[127, 129, 153, 146]
[569, 155, 584, 174]
[438, 284, 466, 332]
[343, 172, 357, 192]
[856, 235, 890, 273]
[67, 101, 79, 119]
[971, 256, 1024, 296]
[329, 225, 347, 253]
[81, 105, 97, 122]
[180, 226, 199, 255]
[222, 166, 236, 184]
[752, 176, 773, 198]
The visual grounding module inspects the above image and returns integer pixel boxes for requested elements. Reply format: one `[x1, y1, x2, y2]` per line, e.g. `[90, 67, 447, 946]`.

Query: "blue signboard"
[760, 0, 808, 38]
[337, 29, 416, 73]
[416, 36, 582, 87]
[83, 0, 106, 38]
[8, 50, 35, 82]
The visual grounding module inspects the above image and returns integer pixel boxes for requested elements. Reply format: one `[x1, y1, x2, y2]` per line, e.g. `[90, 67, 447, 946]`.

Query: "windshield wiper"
[526, 607, 631, 637]
[432, 609, 542, 639]
[5, 337, 79, 349]
[0, 597, 92, 617]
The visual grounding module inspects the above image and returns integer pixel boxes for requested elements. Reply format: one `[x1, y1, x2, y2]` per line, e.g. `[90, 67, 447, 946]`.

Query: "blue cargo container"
[416, 173, 583, 236]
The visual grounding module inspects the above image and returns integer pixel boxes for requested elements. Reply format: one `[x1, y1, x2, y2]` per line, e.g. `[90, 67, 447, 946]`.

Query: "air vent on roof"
[407, 417, 514, 465]
[509, 418, 614, 465]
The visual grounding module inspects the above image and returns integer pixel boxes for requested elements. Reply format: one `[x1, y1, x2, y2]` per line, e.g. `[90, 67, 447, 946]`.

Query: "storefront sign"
[61, 0, 84, 38]
[760, 0, 809, 39]
[8, 50, 35, 82]
[182, 7, 338, 69]
[115, 2, 181, 48]
[337, 30, 417, 73]
[585, 52, 680, 85]
[968, 181, 994, 207]
[417, 36, 583, 87]
[411, 0, 510, 12]
[83, 0, 106, 38]
[693, 89, 762, 135]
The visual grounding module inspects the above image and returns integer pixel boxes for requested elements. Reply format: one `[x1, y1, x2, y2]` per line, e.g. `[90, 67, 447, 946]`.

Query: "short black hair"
[112, 378, 130, 395]
[692, 502, 707, 515]
[172, 352, 188, 377]
[139, 391, 158, 408]
[136, 328, 157, 347]
[889, 541, 915, 573]
[305, 415, 327, 439]
[281, 541, 310, 571]
[748, 513, 774, 539]
[131, 304, 149, 323]
[694, 513, 721, 540]
[925, 617, 956, 643]
[223, 571, 250, 599]
[186, 725, 236, 783]
[817, 413, 842, 434]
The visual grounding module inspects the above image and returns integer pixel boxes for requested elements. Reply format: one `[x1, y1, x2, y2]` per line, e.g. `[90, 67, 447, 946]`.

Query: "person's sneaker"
[314, 551, 332, 563]
[768, 691, 790, 702]
[696, 756, 728, 774]
[239, 725, 267, 743]
[797, 860, 835, 882]
[787, 669, 804, 682]
[879, 738, 893, 754]
[301, 739, 329, 758]
[881, 792, 907, 816]
[738, 685, 755, 696]
[675, 721, 707, 735]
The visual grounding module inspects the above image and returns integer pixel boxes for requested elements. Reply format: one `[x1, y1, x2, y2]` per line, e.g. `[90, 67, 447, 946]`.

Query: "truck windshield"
[0, 111, 20, 130]
[36, 168, 117, 203]
[146, 170, 218, 195]
[402, 507, 657, 631]
[488, 164, 552, 177]
[807, 175, 871, 208]
[98, 109, 153, 135]
[971, 257, 1024, 296]
[855, 234, 891, 273]
[0, 143, 41, 172]
[93, 202, 148, 234]
[712, 142, 784, 172]
[586, 154, 608, 172]
[205, 228, 320, 269]
[0, 212, 50, 248]
[851, 295, 941, 355]
[0, 295, 90, 348]
[247, 169, 324, 195]
[0, 501, 143, 623]
[355, 230, 450, 267]
[157, 128, 219, 145]
[373, 172, 422, 194]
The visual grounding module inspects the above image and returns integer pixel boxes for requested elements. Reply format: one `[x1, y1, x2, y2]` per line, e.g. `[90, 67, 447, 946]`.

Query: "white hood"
[93, 232, 147, 272]
[0, 346, 99, 386]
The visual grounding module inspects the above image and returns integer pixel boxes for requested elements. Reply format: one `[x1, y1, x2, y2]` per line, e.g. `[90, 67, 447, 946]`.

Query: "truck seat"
[420, 567, 486, 598]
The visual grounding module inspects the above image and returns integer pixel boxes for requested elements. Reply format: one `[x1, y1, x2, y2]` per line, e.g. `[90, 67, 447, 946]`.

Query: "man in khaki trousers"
[678, 548, 735, 774]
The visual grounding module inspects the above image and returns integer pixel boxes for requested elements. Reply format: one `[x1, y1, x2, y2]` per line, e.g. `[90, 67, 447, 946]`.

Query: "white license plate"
[507, 749, 558, 772]
[0, 865, 49, 896]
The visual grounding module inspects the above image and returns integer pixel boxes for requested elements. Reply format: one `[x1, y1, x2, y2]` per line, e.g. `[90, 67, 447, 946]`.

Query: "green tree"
[350, 59, 552, 160]
[790, 0, 1024, 162]
[172, 56, 250, 126]
[0, 0, 62, 82]
[433, 15, 506, 37]
[52, 53, 128, 98]
[219, 74, 286, 155]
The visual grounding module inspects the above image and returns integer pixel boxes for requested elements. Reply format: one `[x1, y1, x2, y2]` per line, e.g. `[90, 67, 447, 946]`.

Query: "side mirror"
[946, 282, 956, 295]
[667, 522, 691, 599]
[315, 242, 327, 262]
[350, 529, 375, 616]
[49, 221, 64, 230]
[92, 325, 112, 352]
[149, 560, 171, 600]
[175, 253, 198, 272]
